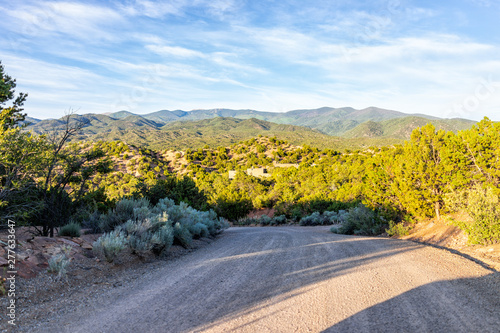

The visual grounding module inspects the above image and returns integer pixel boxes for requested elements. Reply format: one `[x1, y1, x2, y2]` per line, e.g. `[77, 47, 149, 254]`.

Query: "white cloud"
[146, 44, 206, 58]
[3, 1, 124, 42]
[118, 0, 238, 19]
[118, 0, 188, 18]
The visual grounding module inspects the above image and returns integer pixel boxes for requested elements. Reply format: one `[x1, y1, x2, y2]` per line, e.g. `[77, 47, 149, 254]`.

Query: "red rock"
[17, 261, 39, 279]
[26, 252, 48, 266]
[30, 237, 58, 250]
[58, 238, 80, 247]
[0, 257, 8, 266]
[70, 237, 84, 245]
[82, 243, 93, 250]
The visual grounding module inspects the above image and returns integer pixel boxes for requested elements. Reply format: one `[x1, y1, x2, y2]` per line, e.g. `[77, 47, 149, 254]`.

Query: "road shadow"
[38, 227, 500, 333]
[322, 272, 500, 333]
[178, 228, 429, 332]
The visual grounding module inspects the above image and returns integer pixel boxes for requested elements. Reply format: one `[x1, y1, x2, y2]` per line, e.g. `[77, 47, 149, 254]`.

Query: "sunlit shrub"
[445, 185, 500, 244]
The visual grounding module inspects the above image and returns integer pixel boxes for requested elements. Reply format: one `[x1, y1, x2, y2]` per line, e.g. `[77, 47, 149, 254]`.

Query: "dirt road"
[34, 226, 500, 332]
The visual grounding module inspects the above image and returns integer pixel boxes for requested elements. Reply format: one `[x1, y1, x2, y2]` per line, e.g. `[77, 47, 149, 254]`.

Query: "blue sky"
[1, 0, 499, 120]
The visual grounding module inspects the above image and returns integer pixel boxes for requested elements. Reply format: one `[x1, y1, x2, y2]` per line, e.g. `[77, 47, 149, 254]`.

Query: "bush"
[300, 212, 321, 226]
[259, 215, 272, 226]
[445, 185, 500, 244]
[94, 197, 228, 261]
[173, 222, 192, 248]
[47, 245, 72, 280]
[271, 215, 287, 225]
[119, 212, 174, 256]
[299, 211, 334, 226]
[81, 210, 102, 233]
[99, 197, 150, 232]
[215, 197, 253, 221]
[235, 216, 258, 225]
[386, 220, 411, 237]
[190, 222, 209, 239]
[331, 204, 384, 235]
[58, 222, 81, 237]
[35, 187, 73, 237]
[92, 230, 127, 263]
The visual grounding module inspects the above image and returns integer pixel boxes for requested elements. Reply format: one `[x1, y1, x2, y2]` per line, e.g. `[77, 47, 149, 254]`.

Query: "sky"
[0, 0, 499, 120]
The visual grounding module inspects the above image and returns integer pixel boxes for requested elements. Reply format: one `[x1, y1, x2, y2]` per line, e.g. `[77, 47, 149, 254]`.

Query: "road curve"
[37, 226, 500, 333]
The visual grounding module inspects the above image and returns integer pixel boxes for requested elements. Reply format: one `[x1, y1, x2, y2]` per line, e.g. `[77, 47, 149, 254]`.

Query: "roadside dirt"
[400, 217, 500, 271]
[8, 226, 500, 333]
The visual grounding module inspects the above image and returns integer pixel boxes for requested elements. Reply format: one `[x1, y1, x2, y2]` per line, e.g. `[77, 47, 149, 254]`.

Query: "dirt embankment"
[399, 218, 500, 271]
[8, 226, 500, 333]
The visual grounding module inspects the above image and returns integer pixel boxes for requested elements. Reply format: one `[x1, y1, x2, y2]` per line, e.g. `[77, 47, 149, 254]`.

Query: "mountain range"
[24, 107, 476, 150]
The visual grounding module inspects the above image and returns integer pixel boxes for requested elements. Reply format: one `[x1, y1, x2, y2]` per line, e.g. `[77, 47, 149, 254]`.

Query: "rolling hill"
[343, 116, 476, 139]
[25, 107, 477, 150]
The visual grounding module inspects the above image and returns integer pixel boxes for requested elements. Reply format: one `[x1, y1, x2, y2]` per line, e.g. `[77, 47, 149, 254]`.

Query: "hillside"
[25, 106, 477, 150]
[26, 115, 400, 150]
[343, 117, 476, 139]
[105, 106, 448, 136]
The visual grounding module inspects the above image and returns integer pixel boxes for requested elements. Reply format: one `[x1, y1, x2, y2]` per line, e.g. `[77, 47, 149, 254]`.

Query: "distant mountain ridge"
[101, 106, 453, 136]
[25, 106, 476, 150]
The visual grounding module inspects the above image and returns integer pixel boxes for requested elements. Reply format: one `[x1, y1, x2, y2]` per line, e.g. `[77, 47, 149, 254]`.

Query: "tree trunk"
[435, 201, 441, 221]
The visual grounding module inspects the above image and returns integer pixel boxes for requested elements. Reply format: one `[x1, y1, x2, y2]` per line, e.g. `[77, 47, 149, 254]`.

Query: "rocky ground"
[0, 227, 217, 332]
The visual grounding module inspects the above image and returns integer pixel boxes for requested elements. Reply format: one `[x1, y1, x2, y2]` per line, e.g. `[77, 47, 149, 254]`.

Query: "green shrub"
[445, 185, 500, 244]
[99, 198, 151, 232]
[58, 222, 81, 237]
[80, 210, 102, 233]
[271, 215, 287, 225]
[235, 217, 258, 225]
[331, 204, 384, 235]
[92, 230, 127, 263]
[215, 197, 253, 221]
[173, 222, 192, 248]
[386, 220, 411, 237]
[300, 212, 322, 226]
[259, 215, 272, 226]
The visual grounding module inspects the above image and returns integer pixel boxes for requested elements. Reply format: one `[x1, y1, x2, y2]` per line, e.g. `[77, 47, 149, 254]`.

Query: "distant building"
[246, 167, 271, 178]
[228, 167, 271, 179]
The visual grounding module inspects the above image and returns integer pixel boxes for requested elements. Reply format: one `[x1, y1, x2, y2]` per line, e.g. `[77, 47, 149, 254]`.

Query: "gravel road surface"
[33, 226, 500, 332]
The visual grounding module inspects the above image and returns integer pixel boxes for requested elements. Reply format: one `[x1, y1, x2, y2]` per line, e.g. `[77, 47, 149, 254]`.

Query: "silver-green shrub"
[92, 230, 127, 263]
[118, 212, 174, 256]
[94, 197, 228, 261]
[190, 222, 209, 239]
[47, 245, 73, 280]
[271, 215, 287, 225]
[173, 222, 192, 248]
[299, 211, 332, 226]
[99, 198, 151, 232]
[259, 215, 272, 225]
